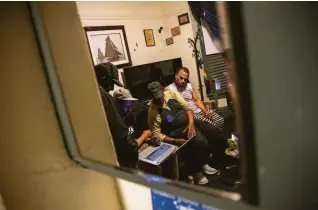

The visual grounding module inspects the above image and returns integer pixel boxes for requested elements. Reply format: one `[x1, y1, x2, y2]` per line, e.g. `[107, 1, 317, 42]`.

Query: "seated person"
[113, 87, 151, 150]
[147, 81, 218, 185]
[94, 63, 140, 170]
[165, 67, 224, 129]
[166, 67, 230, 168]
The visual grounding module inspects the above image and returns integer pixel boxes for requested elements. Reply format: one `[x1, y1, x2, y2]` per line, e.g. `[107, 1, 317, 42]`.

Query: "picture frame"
[84, 25, 132, 69]
[178, 13, 190, 26]
[166, 37, 174, 46]
[171, 26, 181, 37]
[143, 29, 155, 47]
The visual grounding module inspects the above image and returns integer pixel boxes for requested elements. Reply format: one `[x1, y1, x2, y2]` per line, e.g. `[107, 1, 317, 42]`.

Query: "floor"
[138, 114, 242, 193]
[179, 115, 243, 193]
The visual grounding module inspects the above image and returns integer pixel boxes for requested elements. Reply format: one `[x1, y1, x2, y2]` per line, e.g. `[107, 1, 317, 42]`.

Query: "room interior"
[76, 0, 240, 194]
[2, 2, 317, 210]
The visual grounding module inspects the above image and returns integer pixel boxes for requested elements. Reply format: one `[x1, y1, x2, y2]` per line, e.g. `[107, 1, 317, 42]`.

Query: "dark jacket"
[124, 101, 149, 138]
[99, 87, 138, 168]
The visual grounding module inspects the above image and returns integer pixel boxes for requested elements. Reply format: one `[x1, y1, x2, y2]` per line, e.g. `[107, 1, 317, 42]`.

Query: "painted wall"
[76, 1, 201, 95]
[0, 2, 122, 210]
[161, 6, 201, 96]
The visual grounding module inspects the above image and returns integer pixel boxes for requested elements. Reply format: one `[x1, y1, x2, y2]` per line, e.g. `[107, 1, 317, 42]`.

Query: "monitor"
[123, 58, 182, 102]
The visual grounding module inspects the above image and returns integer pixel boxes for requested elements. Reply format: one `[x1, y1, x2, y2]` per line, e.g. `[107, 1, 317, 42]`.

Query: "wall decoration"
[166, 37, 174, 46]
[144, 29, 155, 47]
[84, 25, 131, 69]
[171, 26, 181, 37]
[178, 13, 190, 26]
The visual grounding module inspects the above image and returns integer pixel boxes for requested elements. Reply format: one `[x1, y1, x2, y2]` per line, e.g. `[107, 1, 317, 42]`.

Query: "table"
[138, 137, 194, 180]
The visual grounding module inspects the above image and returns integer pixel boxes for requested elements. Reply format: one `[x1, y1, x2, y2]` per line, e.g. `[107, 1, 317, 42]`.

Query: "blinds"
[204, 53, 228, 95]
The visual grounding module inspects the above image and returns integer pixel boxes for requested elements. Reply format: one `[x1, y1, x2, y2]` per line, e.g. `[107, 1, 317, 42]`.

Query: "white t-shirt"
[167, 83, 201, 113]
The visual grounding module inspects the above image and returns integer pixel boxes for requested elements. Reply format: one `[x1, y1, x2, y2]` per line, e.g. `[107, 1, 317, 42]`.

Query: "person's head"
[148, 81, 164, 105]
[113, 88, 138, 116]
[175, 67, 190, 88]
[94, 63, 123, 92]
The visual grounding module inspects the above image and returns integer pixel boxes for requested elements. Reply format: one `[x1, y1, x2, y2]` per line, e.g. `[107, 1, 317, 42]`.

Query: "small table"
[138, 137, 194, 180]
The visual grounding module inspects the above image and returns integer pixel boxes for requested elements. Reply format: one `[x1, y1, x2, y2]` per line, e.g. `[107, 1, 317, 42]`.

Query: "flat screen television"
[123, 58, 182, 102]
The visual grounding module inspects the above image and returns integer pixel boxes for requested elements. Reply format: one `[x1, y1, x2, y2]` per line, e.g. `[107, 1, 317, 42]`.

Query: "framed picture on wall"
[143, 29, 155, 47]
[84, 25, 132, 69]
[166, 37, 174, 45]
[171, 26, 181, 37]
[178, 13, 190, 25]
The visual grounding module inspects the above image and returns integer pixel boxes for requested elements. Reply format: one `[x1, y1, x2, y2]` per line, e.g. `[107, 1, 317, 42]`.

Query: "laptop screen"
[145, 144, 173, 161]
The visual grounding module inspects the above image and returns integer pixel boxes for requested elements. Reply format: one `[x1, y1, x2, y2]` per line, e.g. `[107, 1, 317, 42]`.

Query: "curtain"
[188, 1, 220, 38]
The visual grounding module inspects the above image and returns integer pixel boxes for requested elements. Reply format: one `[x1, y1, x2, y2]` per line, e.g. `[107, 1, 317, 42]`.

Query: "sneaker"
[193, 172, 209, 185]
[202, 164, 219, 175]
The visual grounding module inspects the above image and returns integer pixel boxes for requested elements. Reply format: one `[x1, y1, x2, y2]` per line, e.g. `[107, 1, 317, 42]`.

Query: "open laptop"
[139, 142, 177, 165]
[139, 136, 194, 165]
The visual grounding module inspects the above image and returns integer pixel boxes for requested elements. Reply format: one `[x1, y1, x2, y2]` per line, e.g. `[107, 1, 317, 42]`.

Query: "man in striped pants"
[166, 67, 227, 169]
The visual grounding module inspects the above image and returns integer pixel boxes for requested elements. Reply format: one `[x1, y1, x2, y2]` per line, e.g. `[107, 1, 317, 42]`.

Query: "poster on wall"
[144, 29, 156, 47]
[84, 26, 132, 69]
[166, 37, 174, 45]
[171, 26, 181, 37]
[178, 13, 190, 26]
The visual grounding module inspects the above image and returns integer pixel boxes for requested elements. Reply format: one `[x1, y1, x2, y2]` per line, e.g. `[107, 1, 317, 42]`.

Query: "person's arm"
[148, 106, 167, 141]
[172, 91, 196, 138]
[148, 108, 186, 144]
[192, 88, 210, 115]
[184, 110, 196, 138]
[136, 130, 151, 146]
[172, 91, 192, 111]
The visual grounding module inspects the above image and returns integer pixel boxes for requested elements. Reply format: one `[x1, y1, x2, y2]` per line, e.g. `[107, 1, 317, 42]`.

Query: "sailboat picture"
[84, 26, 132, 68]
[104, 36, 123, 61]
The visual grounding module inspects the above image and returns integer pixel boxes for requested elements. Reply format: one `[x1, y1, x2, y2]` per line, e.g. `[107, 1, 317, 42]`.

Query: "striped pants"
[194, 108, 224, 129]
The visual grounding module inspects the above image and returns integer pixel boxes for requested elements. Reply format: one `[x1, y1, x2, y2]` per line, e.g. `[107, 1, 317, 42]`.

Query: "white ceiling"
[76, 1, 189, 19]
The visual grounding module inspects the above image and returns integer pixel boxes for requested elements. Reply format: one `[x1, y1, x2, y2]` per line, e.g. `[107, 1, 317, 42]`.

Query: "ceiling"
[76, 1, 189, 19]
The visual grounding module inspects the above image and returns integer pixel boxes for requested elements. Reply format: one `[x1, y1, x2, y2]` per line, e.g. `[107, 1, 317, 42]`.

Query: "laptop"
[139, 135, 195, 165]
[139, 142, 178, 165]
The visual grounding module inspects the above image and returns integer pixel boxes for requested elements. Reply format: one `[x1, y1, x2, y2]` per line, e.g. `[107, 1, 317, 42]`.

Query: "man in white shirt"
[166, 67, 224, 129]
[166, 67, 228, 169]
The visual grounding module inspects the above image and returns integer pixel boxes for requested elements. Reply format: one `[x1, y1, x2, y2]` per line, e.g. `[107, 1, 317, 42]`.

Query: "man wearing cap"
[94, 63, 140, 170]
[113, 87, 151, 149]
[147, 81, 218, 185]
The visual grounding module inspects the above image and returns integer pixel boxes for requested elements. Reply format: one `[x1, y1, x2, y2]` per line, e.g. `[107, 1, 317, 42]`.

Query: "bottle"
[188, 176, 194, 184]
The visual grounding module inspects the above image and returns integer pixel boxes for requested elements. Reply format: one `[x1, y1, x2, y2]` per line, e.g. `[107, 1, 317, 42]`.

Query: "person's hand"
[174, 138, 186, 145]
[148, 136, 161, 147]
[164, 137, 186, 145]
[183, 123, 196, 139]
[204, 109, 214, 118]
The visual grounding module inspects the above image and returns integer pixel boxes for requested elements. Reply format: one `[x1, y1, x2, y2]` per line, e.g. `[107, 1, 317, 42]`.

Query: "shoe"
[193, 172, 209, 185]
[202, 164, 219, 175]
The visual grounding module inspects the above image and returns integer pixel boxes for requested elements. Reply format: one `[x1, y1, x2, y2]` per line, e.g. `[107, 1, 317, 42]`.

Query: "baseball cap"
[94, 63, 123, 87]
[113, 87, 138, 101]
[148, 81, 163, 99]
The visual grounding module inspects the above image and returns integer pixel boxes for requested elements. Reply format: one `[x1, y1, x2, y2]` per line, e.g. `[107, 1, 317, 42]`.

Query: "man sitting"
[147, 81, 218, 185]
[166, 67, 224, 129]
[113, 87, 151, 151]
[166, 67, 229, 169]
